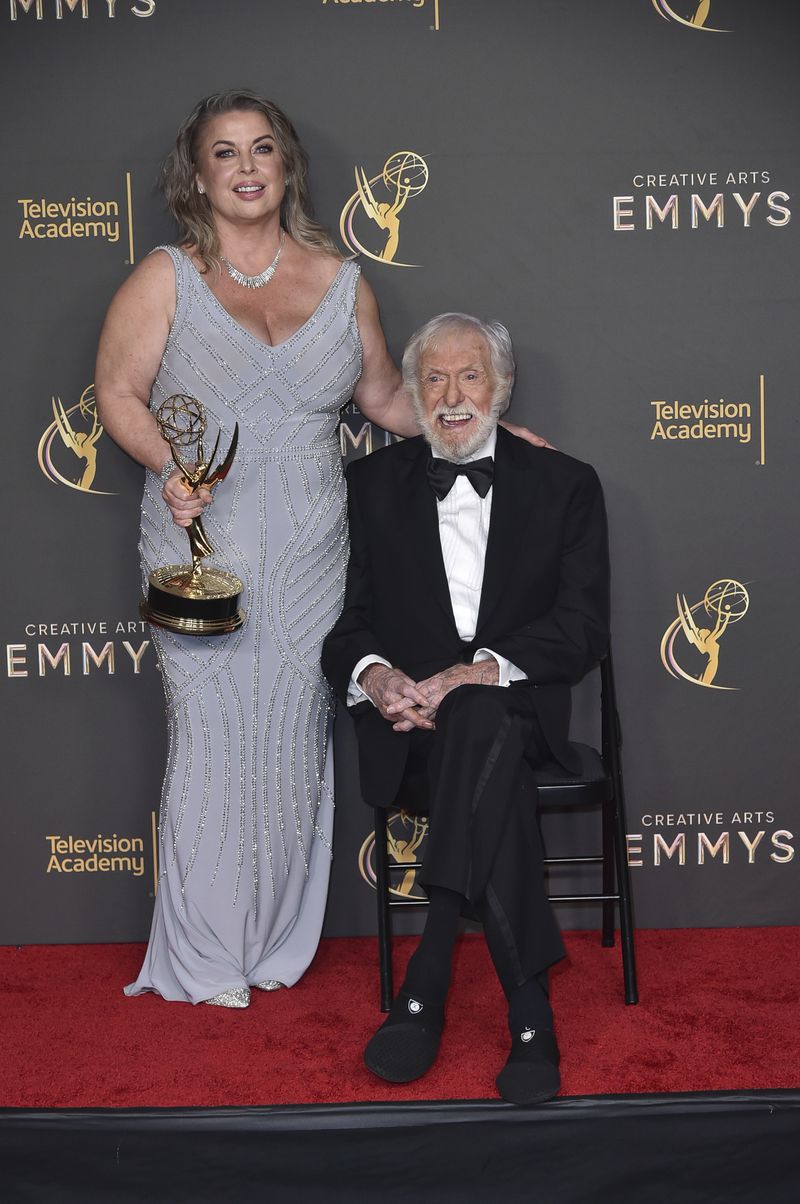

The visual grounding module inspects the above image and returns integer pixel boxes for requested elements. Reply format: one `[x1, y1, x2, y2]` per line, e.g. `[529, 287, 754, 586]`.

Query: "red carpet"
[2, 928, 799, 1108]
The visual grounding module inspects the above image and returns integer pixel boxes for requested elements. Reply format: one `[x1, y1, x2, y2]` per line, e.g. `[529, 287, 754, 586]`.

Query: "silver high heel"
[203, 986, 251, 1008]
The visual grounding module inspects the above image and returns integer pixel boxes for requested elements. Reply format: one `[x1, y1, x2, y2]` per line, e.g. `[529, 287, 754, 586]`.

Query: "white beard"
[416, 404, 498, 462]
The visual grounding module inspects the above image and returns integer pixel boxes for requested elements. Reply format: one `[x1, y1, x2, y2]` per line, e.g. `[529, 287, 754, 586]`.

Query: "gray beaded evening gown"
[125, 247, 361, 1003]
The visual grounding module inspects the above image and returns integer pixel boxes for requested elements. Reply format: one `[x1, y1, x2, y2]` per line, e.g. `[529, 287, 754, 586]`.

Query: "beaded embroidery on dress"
[125, 248, 361, 1003]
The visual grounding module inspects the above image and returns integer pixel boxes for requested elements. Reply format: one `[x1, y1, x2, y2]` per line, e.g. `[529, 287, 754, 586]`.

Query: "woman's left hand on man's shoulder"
[499, 419, 555, 449]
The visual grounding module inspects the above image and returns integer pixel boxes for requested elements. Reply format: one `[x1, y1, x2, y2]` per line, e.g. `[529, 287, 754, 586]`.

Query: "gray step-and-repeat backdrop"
[1, 0, 797, 944]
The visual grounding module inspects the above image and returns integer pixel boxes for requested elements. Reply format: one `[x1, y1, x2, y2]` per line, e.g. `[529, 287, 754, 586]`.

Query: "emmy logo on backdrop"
[340, 151, 429, 267]
[358, 812, 430, 901]
[651, 1, 732, 32]
[38, 384, 115, 495]
[660, 579, 750, 690]
[52, 392, 103, 490]
[140, 395, 245, 636]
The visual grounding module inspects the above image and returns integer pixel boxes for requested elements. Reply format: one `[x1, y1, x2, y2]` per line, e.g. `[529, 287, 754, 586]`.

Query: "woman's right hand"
[162, 470, 212, 529]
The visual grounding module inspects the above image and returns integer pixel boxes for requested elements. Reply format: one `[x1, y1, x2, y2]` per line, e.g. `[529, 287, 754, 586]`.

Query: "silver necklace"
[222, 230, 285, 289]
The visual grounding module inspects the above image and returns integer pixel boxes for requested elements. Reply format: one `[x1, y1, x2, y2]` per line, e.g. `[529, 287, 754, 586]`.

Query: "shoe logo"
[407, 998, 423, 1015]
[521, 1028, 535, 1042]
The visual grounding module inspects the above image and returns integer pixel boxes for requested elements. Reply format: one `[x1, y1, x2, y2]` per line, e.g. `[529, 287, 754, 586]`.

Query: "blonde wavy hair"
[161, 89, 341, 272]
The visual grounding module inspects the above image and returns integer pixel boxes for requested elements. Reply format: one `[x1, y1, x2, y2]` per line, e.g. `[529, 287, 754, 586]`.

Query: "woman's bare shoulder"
[134, 246, 179, 288]
[107, 248, 177, 316]
[291, 241, 344, 287]
[98, 249, 177, 350]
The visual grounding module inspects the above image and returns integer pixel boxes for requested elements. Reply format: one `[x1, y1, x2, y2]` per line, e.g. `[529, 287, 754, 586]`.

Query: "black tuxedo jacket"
[321, 426, 610, 807]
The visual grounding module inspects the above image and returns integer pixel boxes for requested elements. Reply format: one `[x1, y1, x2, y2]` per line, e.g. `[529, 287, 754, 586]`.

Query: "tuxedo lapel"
[396, 440, 459, 634]
[475, 428, 541, 635]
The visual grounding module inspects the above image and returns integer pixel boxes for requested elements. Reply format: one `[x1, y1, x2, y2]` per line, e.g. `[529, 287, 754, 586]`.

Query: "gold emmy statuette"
[140, 395, 245, 636]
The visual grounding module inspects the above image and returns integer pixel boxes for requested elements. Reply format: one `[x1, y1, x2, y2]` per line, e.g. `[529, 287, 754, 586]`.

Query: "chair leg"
[612, 794, 639, 1005]
[602, 647, 638, 1004]
[601, 795, 615, 948]
[374, 808, 394, 1012]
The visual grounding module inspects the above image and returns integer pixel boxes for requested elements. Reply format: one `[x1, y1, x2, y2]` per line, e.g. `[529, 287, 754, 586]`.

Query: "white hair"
[401, 312, 516, 416]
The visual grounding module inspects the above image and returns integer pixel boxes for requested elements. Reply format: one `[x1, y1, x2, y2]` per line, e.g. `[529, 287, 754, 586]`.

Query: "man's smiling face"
[417, 332, 500, 461]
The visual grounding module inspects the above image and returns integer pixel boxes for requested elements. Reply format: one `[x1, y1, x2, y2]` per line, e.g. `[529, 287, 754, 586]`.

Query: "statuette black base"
[140, 564, 245, 636]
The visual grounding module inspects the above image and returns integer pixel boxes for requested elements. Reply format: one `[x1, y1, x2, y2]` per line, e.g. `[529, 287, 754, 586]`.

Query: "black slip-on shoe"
[363, 991, 445, 1083]
[496, 1026, 561, 1105]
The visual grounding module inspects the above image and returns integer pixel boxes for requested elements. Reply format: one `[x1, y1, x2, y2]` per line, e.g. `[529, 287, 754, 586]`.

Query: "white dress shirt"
[348, 429, 527, 706]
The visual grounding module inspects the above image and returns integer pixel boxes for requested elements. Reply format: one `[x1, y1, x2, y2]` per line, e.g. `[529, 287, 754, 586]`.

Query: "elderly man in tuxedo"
[322, 313, 609, 1104]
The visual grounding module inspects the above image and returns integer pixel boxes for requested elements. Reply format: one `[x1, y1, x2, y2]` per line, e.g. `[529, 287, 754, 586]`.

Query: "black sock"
[508, 975, 554, 1034]
[401, 886, 463, 1005]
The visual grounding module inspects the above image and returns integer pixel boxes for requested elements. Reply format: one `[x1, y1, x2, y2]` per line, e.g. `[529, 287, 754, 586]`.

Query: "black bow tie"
[426, 455, 494, 501]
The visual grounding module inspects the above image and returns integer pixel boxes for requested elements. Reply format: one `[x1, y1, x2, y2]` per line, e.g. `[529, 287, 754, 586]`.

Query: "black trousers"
[391, 683, 565, 994]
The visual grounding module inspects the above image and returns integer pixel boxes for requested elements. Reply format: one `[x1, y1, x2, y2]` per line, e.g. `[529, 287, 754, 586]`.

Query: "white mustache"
[433, 405, 478, 420]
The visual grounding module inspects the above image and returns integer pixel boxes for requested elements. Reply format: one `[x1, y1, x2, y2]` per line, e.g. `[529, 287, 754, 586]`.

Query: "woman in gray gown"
[97, 89, 545, 1007]
[95, 90, 422, 1007]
